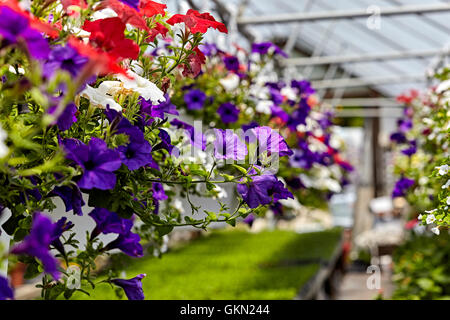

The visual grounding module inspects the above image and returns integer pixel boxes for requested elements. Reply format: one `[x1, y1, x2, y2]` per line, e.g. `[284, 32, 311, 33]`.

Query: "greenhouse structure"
[0, 0, 449, 305]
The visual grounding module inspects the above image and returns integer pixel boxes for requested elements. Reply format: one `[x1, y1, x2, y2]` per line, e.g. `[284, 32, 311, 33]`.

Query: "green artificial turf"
[73, 227, 342, 300]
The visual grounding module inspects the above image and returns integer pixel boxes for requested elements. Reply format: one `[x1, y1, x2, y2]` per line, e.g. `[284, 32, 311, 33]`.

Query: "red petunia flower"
[146, 22, 168, 42]
[139, 0, 166, 17]
[83, 17, 140, 60]
[100, 0, 149, 31]
[397, 89, 419, 104]
[166, 9, 228, 34]
[68, 37, 128, 77]
[181, 46, 205, 77]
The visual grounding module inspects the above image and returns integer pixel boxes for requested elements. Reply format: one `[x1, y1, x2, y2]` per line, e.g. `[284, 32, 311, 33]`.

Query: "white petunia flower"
[219, 73, 240, 92]
[426, 214, 436, 224]
[116, 70, 165, 104]
[173, 199, 184, 214]
[0, 124, 8, 158]
[418, 214, 423, 220]
[80, 85, 122, 111]
[255, 100, 272, 115]
[435, 164, 449, 176]
[431, 227, 440, 235]
[442, 179, 450, 189]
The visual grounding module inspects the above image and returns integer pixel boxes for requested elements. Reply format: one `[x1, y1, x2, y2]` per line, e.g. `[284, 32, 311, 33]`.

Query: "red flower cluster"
[167, 9, 228, 34]
[140, 0, 166, 17]
[146, 22, 168, 42]
[181, 46, 205, 77]
[397, 89, 419, 104]
[83, 17, 140, 60]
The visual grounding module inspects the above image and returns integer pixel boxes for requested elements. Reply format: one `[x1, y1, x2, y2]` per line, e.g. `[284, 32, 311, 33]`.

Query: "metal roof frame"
[236, 3, 450, 25]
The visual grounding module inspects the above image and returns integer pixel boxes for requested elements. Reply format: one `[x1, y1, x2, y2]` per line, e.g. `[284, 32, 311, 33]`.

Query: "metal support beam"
[282, 48, 450, 67]
[237, 3, 450, 25]
[312, 74, 425, 89]
[334, 108, 404, 118]
[322, 98, 403, 107]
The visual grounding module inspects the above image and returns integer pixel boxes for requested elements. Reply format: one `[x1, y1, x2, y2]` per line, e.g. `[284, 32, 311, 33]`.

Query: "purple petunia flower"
[152, 182, 168, 201]
[118, 0, 140, 9]
[184, 89, 206, 110]
[11, 212, 60, 280]
[105, 231, 143, 257]
[397, 118, 413, 133]
[269, 88, 284, 105]
[289, 147, 317, 169]
[43, 44, 88, 78]
[170, 118, 206, 151]
[270, 105, 289, 122]
[242, 121, 259, 132]
[251, 42, 288, 57]
[50, 217, 74, 255]
[252, 126, 293, 157]
[49, 185, 85, 216]
[111, 274, 146, 300]
[287, 99, 311, 130]
[217, 102, 240, 124]
[199, 43, 218, 56]
[243, 214, 255, 227]
[213, 129, 247, 161]
[62, 138, 122, 190]
[392, 177, 415, 198]
[223, 56, 240, 71]
[0, 276, 13, 300]
[291, 80, 315, 96]
[117, 134, 153, 171]
[156, 129, 174, 154]
[237, 167, 293, 209]
[401, 140, 417, 156]
[89, 208, 133, 238]
[0, 6, 50, 59]
[47, 103, 78, 131]
[140, 94, 179, 119]
[390, 132, 407, 144]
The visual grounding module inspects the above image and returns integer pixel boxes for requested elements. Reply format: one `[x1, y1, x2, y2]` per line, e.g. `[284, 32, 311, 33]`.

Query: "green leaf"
[232, 164, 248, 175]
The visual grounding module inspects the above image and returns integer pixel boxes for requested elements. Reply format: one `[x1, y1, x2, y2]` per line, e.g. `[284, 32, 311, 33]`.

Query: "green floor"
[73, 227, 342, 300]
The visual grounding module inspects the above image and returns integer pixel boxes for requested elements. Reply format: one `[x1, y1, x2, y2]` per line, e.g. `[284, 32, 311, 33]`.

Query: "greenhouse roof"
[169, 0, 450, 109]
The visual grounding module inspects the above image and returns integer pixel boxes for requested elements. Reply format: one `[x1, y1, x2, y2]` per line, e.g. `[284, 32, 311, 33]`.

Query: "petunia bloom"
[140, 0, 166, 17]
[62, 137, 122, 190]
[223, 56, 240, 71]
[47, 103, 78, 131]
[83, 17, 140, 60]
[0, 6, 50, 59]
[184, 89, 206, 110]
[89, 208, 133, 238]
[392, 177, 415, 198]
[0, 276, 13, 300]
[217, 102, 240, 124]
[152, 182, 168, 201]
[117, 133, 153, 171]
[252, 126, 293, 157]
[43, 44, 88, 78]
[140, 94, 178, 119]
[237, 168, 293, 209]
[111, 274, 146, 300]
[213, 129, 247, 161]
[49, 184, 85, 216]
[50, 217, 74, 255]
[105, 230, 143, 257]
[11, 212, 61, 280]
[166, 9, 228, 34]
[251, 42, 287, 57]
